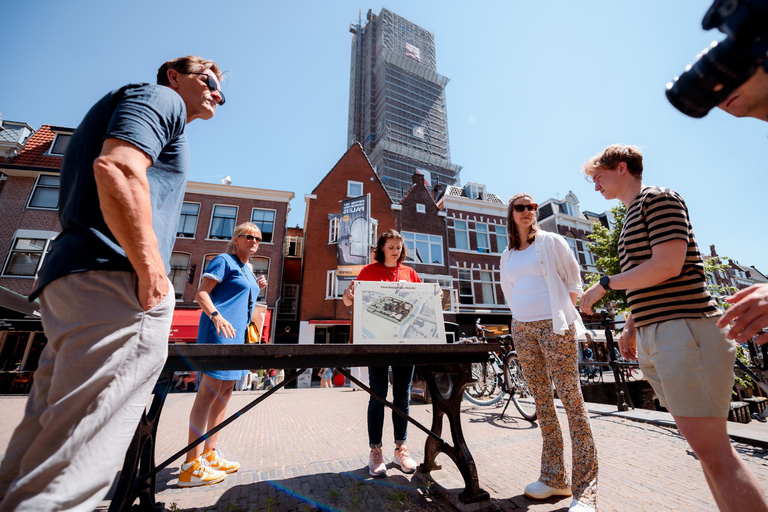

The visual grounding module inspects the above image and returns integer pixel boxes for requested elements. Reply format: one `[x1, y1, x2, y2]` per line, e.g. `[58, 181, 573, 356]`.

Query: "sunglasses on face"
[183, 72, 226, 106]
[512, 203, 538, 212]
[238, 234, 261, 242]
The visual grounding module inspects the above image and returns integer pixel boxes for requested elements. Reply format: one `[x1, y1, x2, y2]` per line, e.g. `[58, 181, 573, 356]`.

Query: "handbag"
[246, 321, 260, 344]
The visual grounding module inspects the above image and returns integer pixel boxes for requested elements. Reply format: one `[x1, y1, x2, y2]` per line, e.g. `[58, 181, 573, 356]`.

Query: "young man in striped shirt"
[579, 144, 768, 511]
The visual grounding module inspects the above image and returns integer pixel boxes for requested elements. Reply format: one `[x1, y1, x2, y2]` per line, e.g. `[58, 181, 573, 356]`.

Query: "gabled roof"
[311, 142, 393, 203]
[10, 125, 66, 169]
[400, 176, 438, 207]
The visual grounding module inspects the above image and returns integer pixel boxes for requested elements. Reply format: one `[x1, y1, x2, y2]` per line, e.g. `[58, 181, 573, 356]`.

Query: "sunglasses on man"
[512, 203, 538, 212]
[182, 72, 226, 106]
[238, 234, 261, 242]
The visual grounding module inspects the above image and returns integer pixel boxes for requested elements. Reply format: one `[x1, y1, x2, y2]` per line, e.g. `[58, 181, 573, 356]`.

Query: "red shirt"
[355, 262, 421, 283]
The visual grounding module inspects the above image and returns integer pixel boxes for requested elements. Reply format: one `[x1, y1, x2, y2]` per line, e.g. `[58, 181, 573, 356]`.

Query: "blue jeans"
[367, 365, 415, 447]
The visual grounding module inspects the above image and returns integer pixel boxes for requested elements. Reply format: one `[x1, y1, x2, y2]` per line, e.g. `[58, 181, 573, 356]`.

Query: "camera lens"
[666, 38, 759, 118]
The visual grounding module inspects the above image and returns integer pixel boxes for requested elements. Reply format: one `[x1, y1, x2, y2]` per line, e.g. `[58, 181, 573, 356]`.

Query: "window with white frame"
[479, 270, 496, 304]
[457, 268, 474, 305]
[416, 203, 426, 213]
[495, 225, 508, 252]
[249, 257, 270, 301]
[278, 284, 299, 319]
[328, 216, 339, 244]
[285, 236, 303, 257]
[565, 235, 595, 268]
[403, 232, 443, 265]
[27, 175, 60, 209]
[169, 253, 190, 300]
[476, 223, 490, 253]
[370, 219, 378, 250]
[251, 209, 275, 243]
[561, 201, 578, 217]
[325, 270, 345, 299]
[347, 180, 363, 198]
[48, 134, 71, 156]
[453, 219, 469, 250]
[209, 205, 238, 239]
[3, 238, 49, 277]
[177, 202, 200, 237]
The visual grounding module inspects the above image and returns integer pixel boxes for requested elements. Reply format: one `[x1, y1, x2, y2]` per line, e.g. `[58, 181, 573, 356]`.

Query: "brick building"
[0, 124, 67, 388]
[707, 244, 768, 295]
[298, 143, 396, 345]
[437, 182, 510, 335]
[169, 181, 294, 343]
[274, 226, 303, 343]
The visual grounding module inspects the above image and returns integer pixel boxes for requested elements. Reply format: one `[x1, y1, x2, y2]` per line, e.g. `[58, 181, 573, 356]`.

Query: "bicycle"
[461, 321, 537, 421]
[579, 359, 603, 384]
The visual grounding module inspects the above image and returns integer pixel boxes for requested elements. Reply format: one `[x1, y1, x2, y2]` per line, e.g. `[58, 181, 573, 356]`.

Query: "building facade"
[348, 8, 462, 201]
[437, 183, 511, 335]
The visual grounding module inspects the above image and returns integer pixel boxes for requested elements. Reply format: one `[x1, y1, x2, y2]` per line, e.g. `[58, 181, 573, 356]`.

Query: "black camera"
[666, 0, 768, 118]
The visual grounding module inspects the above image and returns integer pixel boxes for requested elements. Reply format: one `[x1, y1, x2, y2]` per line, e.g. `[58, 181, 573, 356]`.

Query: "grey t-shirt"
[31, 83, 189, 299]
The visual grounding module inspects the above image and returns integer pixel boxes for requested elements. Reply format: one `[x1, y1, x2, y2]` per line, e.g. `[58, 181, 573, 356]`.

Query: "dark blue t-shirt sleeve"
[105, 85, 186, 162]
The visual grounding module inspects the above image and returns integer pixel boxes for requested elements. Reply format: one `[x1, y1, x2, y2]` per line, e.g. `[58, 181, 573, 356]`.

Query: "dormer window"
[416, 204, 426, 213]
[463, 183, 485, 200]
[48, 134, 71, 156]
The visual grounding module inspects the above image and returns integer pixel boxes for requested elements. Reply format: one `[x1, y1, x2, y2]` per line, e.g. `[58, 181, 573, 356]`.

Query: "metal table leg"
[419, 363, 489, 504]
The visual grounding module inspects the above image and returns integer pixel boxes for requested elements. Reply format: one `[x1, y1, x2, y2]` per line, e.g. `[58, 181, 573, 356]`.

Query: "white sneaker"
[524, 480, 572, 500]
[393, 445, 417, 474]
[177, 457, 227, 488]
[368, 447, 387, 477]
[569, 498, 596, 512]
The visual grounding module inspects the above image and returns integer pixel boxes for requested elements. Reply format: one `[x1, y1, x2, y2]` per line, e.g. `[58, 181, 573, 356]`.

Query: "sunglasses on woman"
[512, 203, 538, 212]
[238, 234, 261, 242]
[182, 72, 226, 106]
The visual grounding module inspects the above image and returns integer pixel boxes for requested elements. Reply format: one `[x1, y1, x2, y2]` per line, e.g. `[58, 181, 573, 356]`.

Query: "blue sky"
[2, 1, 766, 273]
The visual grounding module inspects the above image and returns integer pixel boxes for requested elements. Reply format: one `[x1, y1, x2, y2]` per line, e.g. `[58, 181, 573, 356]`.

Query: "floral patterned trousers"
[513, 319, 598, 507]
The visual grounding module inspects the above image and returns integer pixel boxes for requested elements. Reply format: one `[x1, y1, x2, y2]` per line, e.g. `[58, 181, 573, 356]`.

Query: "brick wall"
[299, 144, 395, 321]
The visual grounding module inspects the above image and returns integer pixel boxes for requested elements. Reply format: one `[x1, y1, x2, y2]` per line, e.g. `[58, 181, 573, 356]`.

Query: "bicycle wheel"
[465, 362, 497, 398]
[504, 353, 537, 421]
[463, 362, 503, 406]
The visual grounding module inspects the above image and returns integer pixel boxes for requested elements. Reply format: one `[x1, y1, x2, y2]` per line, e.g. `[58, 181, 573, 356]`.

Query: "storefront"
[0, 287, 45, 393]
[169, 308, 273, 343]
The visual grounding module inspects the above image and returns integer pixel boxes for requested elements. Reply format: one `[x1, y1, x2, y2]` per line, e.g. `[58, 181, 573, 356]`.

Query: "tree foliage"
[584, 203, 628, 312]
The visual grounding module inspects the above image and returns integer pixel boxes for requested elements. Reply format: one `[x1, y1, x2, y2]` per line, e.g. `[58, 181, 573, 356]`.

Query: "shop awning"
[0, 286, 42, 332]
[584, 329, 608, 343]
[169, 309, 203, 343]
[309, 320, 351, 325]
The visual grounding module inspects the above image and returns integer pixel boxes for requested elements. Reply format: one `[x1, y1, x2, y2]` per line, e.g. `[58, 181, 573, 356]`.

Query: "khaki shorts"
[637, 317, 736, 418]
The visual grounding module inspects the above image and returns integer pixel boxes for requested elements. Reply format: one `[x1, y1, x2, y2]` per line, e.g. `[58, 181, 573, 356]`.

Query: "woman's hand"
[212, 314, 236, 339]
[256, 275, 268, 289]
[342, 284, 355, 307]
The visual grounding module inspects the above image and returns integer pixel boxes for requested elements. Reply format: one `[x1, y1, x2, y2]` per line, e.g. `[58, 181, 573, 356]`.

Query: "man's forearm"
[608, 240, 687, 292]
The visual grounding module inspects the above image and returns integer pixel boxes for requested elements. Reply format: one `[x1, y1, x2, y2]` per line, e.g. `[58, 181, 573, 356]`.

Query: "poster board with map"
[352, 281, 446, 344]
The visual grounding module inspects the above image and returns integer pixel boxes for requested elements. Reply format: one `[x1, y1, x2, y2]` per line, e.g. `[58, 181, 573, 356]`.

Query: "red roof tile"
[12, 125, 63, 169]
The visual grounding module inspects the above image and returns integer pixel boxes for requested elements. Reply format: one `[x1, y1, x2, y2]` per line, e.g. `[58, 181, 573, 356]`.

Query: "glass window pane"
[251, 210, 275, 243]
[169, 253, 190, 300]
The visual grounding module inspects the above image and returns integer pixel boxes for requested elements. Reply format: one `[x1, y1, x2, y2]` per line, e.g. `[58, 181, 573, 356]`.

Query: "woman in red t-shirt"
[342, 229, 420, 478]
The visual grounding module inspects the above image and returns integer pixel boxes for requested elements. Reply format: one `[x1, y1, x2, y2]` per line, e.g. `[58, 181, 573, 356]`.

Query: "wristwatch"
[599, 275, 612, 291]
[210, 311, 220, 319]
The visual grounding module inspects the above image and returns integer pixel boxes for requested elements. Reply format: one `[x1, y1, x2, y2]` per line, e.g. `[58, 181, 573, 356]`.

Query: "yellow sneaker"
[203, 448, 241, 474]
[177, 458, 226, 488]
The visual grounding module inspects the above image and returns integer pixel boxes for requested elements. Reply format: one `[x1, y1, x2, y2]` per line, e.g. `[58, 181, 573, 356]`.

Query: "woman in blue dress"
[179, 222, 267, 487]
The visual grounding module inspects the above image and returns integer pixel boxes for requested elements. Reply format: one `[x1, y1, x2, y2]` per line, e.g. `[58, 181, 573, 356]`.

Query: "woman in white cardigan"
[500, 193, 598, 512]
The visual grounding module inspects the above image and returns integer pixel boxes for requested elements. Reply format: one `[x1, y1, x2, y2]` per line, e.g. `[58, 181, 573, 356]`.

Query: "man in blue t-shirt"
[0, 56, 225, 512]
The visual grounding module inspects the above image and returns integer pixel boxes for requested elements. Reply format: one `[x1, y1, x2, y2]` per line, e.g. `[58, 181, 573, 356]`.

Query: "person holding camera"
[580, 144, 768, 512]
[666, 0, 768, 351]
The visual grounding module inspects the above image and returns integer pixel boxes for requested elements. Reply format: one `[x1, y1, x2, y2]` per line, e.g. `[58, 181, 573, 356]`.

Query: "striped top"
[618, 186, 720, 328]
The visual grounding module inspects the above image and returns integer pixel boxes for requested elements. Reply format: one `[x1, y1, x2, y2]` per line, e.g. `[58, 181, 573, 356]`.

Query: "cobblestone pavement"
[1, 389, 768, 511]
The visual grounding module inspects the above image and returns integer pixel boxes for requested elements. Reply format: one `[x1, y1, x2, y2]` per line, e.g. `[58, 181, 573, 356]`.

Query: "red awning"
[169, 308, 274, 343]
[169, 309, 203, 343]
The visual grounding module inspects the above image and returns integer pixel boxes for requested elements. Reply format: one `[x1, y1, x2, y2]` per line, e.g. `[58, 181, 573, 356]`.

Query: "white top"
[504, 242, 551, 321]
[500, 230, 587, 339]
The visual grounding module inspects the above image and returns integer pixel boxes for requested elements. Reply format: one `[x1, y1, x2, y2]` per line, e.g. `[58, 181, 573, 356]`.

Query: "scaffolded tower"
[348, 8, 462, 201]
